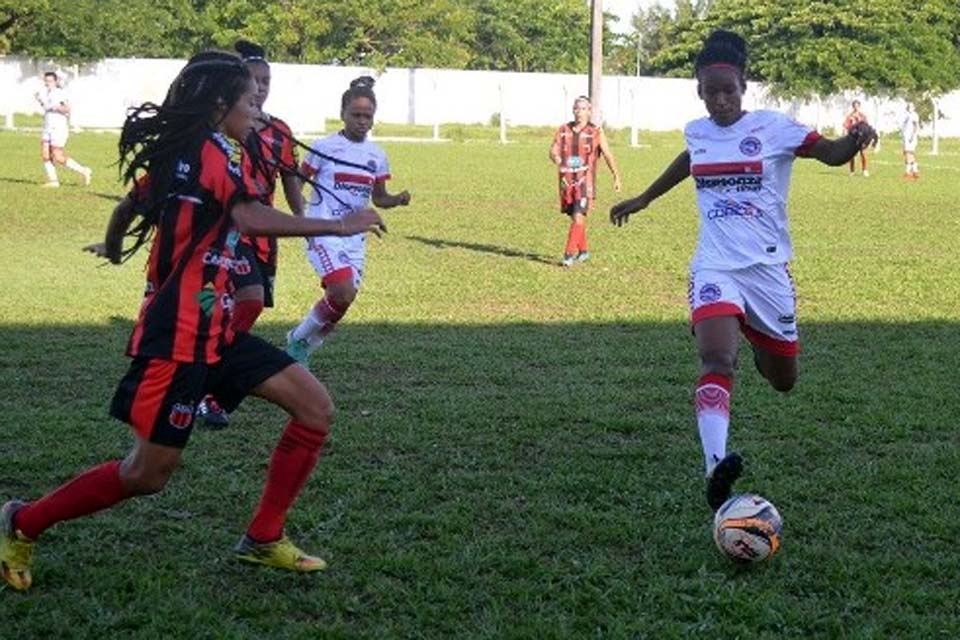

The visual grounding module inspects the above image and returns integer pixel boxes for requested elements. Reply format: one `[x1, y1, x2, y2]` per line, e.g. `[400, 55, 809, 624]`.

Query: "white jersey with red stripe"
[684, 110, 821, 271]
[301, 131, 391, 221]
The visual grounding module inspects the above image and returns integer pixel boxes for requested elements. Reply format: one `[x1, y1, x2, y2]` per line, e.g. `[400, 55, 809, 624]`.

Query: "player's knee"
[700, 349, 737, 378]
[328, 287, 357, 310]
[121, 462, 176, 496]
[296, 392, 335, 434]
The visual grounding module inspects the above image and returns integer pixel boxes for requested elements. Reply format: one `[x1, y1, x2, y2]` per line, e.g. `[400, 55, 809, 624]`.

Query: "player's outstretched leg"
[706, 452, 743, 511]
[0, 500, 35, 591]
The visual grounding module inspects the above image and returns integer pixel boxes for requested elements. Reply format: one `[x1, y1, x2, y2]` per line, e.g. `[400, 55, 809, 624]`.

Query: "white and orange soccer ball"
[713, 494, 783, 563]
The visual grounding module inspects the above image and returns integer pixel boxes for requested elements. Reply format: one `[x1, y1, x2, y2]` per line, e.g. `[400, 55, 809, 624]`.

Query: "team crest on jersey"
[366, 159, 377, 171]
[739, 136, 762, 156]
[168, 403, 195, 429]
[699, 283, 722, 303]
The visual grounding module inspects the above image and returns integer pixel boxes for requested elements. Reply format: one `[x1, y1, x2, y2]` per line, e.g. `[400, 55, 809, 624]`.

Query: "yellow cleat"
[1, 500, 35, 591]
[235, 534, 327, 573]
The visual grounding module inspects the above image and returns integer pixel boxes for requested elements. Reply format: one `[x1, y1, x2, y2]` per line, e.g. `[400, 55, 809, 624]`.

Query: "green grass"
[1, 127, 959, 639]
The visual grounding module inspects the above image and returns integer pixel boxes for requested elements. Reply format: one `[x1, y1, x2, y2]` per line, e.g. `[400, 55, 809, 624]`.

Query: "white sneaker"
[81, 168, 92, 186]
[862, 170, 869, 178]
[41, 181, 60, 188]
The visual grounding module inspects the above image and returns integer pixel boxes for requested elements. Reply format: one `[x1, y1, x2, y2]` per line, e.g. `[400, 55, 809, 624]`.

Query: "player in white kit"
[609, 31, 876, 511]
[901, 103, 920, 180]
[34, 71, 92, 188]
[287, 77, 411, 363]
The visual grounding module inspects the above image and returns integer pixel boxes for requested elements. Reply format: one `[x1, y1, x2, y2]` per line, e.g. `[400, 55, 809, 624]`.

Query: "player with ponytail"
[286, 75, 411, 364]
[610, 30, 876, 512]
[1, 51, 385, 591]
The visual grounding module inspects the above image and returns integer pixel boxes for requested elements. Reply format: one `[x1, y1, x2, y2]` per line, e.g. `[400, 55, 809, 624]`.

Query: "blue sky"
[605, 0, 677, 33]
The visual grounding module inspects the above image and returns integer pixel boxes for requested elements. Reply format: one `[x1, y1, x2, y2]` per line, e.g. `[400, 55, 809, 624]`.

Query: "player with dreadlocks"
[196, 40, 306, 428]
[609, 30, 876, 512]
[286, 76, 411, 364]
[0, 51, 385, 591]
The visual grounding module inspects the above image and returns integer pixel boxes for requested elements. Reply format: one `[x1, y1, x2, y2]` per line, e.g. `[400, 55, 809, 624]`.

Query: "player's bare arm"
[231, 200, 386, 238]
[597, 129, 622, 192]
[83, 194, 137, 263]
[808, 122, 876, 166]
[610, 150, 691, 226]
[280, 173, 305, 216]
[371, 182, 410, 208]
[549, 134, 562, 166]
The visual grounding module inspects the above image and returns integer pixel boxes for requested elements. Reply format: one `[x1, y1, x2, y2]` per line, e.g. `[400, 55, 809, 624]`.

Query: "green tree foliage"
[0, 0, 49, 53]
[4, 0, 592, 72]
[616, 0, 960, 99]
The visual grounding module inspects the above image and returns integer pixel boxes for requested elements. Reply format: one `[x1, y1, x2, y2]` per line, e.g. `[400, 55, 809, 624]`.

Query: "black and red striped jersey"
[127, 131, 261, 364]
[554, 121, 602, 206]
[242, 114, 298, 265]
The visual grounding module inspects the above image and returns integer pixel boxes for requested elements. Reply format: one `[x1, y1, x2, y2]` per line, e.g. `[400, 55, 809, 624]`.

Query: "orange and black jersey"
[127, 131, 261, 364]
[554, 121, 603, 207]
[242, 114, 298, 266]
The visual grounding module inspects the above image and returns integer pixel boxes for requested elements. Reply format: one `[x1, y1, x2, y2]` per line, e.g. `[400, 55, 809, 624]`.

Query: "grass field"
[1, 125, 959, 639]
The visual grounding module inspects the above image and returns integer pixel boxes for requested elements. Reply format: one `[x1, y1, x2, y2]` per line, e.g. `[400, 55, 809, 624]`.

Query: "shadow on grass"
[405, 234, 558, 266]
[0, 319, 957, 637]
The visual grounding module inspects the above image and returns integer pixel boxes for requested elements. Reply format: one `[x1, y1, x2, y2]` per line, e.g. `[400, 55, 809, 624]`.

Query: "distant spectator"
[901, 103, 920, 180]
[34, 71, 92, 188]
[842, 100, 869, 177]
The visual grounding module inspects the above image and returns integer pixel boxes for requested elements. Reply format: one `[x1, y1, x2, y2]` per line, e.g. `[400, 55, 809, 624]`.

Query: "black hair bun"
[350, 76, 376, 90]
[235, 40, 266, 60]
[704, 30, 746, 57]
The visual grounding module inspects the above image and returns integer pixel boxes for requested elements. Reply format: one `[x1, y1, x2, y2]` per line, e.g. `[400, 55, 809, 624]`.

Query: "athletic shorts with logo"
[306, 235, 366, 289]
[688, 263, 798, 356]
[232, 241, 277, 307]
[109, 333, 295, 448]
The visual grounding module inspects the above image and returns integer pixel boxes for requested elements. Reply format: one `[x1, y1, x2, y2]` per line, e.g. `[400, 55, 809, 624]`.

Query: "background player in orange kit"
[842, 100, 870, 177]
[549, 96, 622, 267]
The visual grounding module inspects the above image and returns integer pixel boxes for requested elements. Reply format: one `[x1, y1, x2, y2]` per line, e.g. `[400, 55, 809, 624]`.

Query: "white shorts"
[305, 234, 366, 289]
[902, 140, 917, 153]
[688, 263, 798, 356]
[42, 127, 69, 149]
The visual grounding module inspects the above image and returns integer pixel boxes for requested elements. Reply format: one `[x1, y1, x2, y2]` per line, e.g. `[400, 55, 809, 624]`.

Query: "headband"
[242, 56, 268, 63]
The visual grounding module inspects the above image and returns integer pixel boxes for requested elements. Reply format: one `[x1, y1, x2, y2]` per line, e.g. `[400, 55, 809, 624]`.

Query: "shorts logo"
[168, 403, 194, 429]
[699, 283, 722, 303]
[739, 136, 762, 156]
[366, 159, 377, 172]
[579, 197, 589, 209]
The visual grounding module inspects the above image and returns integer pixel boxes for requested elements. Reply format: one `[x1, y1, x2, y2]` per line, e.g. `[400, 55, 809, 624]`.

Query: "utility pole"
[588, 0, 603, 121]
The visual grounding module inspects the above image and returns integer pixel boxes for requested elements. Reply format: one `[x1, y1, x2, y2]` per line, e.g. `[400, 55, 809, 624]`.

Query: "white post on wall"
[432, 78, 440, 141]
[814, 95, 823, 132]
[4, 112, 12, 130]
[630, 88, 639, 147]
[499, 83, 507, 144]
[930, 96, 940, 156]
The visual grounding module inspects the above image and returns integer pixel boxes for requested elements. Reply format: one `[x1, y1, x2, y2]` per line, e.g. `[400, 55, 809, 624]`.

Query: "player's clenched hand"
[849, 122, 877, 150]
[396, 190, 411, 206]
[341, 208, 387, 237]
[82, 242, 122, 264]
[609, 194, 650, 227]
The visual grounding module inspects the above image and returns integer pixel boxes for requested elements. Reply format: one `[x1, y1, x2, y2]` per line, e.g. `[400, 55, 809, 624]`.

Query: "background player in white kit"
[287, 77, 411, 363]
[901, 103, 920, 180]
[34, 71, 92, 188]
[609, 31, 876, 511]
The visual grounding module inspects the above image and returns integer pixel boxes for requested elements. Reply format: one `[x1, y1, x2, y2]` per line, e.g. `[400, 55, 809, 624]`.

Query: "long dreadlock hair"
[117, 51, 257, 261]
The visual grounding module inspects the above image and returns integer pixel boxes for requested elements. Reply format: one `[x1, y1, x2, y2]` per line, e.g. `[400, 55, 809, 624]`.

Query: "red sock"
[231, 299, 264, 334]
[861, 152, 868, 172]
[14, 460, 128, 540]
[312, 297, 347, 338]
[565, 222, 584, 256]
[578, 222, 589, 253]
[247, 420, 327, 542]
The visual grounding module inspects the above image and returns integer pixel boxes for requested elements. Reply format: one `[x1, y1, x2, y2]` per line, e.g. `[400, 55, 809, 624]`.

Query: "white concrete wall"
[2, 55, 957, 136]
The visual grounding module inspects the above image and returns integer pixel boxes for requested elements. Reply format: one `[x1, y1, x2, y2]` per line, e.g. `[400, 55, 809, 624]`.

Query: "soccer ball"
[713, 494, 783, 563]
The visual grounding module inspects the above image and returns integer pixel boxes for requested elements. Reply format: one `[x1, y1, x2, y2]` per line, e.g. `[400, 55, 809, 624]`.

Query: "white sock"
[43, 161, 58, 183]
[695, 377, 732, 476]
[291, 311, 325, 349]
[64, 158, 87, 174]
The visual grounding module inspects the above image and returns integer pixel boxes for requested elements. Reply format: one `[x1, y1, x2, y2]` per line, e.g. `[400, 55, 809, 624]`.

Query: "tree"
[0, 0, 48, 53]
[635, 0, 960, 99]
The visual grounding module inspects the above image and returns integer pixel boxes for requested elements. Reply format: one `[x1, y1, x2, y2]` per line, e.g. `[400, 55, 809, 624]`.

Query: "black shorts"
[109, 334, 296, 448]
[560, 197, 591, 216]
[232, 242, 277, 308]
